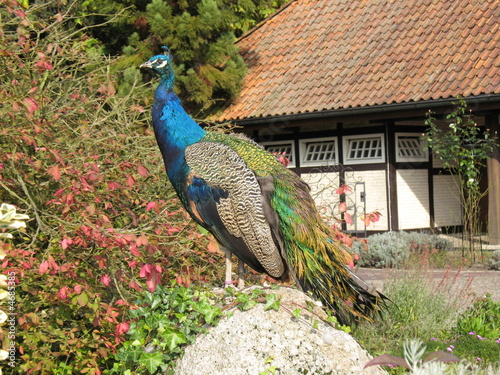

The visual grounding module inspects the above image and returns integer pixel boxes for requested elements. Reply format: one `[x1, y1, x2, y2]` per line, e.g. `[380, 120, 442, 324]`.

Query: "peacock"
[140, 47, 386, 325]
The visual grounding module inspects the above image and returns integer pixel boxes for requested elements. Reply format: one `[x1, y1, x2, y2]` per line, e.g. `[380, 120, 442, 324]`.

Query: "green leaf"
[264, 293, 281, 311]
[116, 345, 143, 362]
[162, 328, 187, 351]
[139, 351, 163, 374]
[77, 292, 89, 307]
[196, 303, 221, 324]
[236, 293, 257, 311]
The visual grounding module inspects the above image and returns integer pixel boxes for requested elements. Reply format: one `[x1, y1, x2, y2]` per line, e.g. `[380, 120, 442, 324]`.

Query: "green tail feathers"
[272, 174, 387, 325]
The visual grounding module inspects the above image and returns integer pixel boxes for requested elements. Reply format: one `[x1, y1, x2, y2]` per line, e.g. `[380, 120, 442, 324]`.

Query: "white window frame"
[299, 136, 338, 167]
[343, 134, 385, 165]
[261, 140, 296, 168]
[395, 133, 428, 162]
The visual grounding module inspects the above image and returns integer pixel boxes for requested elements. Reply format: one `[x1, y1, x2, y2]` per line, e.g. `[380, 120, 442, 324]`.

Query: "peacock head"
[140, 46, 175, 84]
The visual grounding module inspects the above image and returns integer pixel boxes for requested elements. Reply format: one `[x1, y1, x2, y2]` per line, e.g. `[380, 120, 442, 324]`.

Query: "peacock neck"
[152, 79, 205, 177]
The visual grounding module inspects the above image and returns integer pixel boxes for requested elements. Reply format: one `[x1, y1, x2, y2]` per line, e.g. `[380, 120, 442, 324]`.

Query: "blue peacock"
[140, 47, 386, 325]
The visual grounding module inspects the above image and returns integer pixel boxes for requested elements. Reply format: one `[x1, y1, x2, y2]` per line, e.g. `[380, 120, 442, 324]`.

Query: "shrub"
[353, 231, 452, 268]
[0, 2, 223, 373]
[488, 250, 500, 270]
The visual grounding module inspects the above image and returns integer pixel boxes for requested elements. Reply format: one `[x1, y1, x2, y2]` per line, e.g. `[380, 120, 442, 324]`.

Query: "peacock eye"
[155, 59, 169, 69]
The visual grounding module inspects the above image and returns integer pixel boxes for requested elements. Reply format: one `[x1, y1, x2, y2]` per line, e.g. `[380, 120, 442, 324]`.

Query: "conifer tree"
[79, 0, 288, 115]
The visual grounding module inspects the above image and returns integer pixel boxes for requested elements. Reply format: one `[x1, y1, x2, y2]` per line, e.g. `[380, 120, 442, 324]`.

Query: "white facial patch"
[154, 59, 169, 69]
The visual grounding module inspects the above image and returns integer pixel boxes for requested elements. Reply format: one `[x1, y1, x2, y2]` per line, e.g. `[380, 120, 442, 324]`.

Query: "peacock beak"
[140, 61, 153, 69]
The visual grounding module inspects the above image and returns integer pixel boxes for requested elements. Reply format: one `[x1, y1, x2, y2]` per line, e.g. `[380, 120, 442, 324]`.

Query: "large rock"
[175, 287, 386, 375]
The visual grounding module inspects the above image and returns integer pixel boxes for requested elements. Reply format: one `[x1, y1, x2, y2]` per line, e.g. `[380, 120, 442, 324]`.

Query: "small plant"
[454, 295, 500, 340]
[260, 356, 277, 375]
[488, 250, 500, 270]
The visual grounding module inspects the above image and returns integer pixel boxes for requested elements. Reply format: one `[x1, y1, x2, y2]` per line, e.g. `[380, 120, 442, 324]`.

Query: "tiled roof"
[215, 0, 500, 122]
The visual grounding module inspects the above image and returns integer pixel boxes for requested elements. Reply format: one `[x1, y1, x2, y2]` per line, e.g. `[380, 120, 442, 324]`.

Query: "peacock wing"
[184, 141, 285, 278]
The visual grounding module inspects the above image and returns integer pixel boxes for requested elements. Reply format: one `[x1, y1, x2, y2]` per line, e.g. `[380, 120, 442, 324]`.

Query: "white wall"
[397, 169, 430, 229]
[433, 174, 462, 226]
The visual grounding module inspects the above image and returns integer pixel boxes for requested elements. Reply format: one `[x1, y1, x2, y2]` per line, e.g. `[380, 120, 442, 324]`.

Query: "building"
[214, 0, 500, 243]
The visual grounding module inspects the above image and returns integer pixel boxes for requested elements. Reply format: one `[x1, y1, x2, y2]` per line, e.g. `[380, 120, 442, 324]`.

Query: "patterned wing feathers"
[185, 142, 285, 278]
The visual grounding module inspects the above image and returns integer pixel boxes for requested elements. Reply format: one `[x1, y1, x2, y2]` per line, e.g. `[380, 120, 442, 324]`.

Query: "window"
[344, 134, 385, 164]
[396, 133, 428, 162]
[261, 141, 295, 167]
[299, 137, 337, 166]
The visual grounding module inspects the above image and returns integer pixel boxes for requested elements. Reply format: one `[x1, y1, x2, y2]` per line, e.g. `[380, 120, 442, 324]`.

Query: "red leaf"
[39, 261, 49, 274]
[58, 286, 70, 300]
[13, 9, 27, 18]
[100, 274, 112, 287]
[136, 234, 149, 246]
[61, 238, 73, 250]
[107, 181, 121, 190]
[34, 60, 53, 72]
[364, 354, 410, 369]
[129, 245, 140, 257]
[115, 322, 129, 336]
[146, 201, 156, 211]
[339, 202, 347, 213]
[21, 97, 38, 116]
[130, 105, 145, 113]
[139, 264, 151, 278]
[344, 212, 353, 225]
[137, 163, 149, 177]
[146, 272, 161, 293]
[423, 351, 460, 364]
[129, 280, 141, 291]
[115, 322, 130, 344]
[126, 175, 136, 187]
[48, 165, 61, 180]
[335, 184, 352, 195]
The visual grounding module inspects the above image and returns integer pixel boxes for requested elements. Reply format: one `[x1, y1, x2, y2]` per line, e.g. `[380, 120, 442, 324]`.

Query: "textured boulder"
[175, 287, 386, 375]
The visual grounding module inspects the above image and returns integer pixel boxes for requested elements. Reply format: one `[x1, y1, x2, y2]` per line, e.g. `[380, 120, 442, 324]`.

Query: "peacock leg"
[223, 246, 233, 287]
[237, 260, 245, 289]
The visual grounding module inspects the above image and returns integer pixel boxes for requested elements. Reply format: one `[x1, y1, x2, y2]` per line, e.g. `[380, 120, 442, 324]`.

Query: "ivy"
[110, 284, 223, 375]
